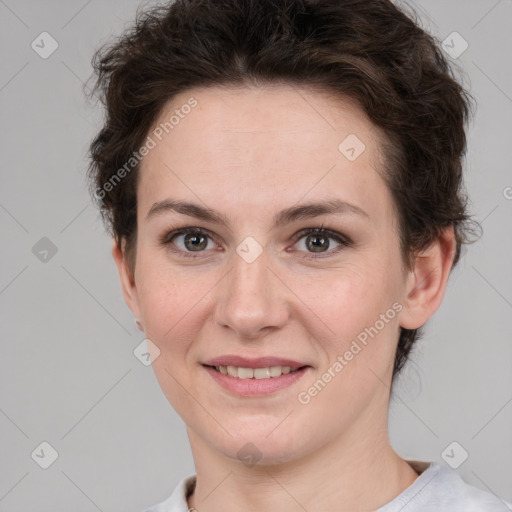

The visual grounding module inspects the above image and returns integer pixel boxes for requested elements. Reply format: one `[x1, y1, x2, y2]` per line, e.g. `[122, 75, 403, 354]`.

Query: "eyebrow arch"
[145, 197, 369, 228]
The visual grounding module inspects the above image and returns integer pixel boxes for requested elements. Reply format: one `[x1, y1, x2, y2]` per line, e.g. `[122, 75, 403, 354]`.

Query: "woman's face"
[116, 84, 418, 465]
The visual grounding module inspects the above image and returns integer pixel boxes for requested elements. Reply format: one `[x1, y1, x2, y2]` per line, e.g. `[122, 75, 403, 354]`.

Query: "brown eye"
[305, 233, 331, 252]
[161, 227, 217, 257]
[292, 227, 352, 258]
[182, 232, 209, 251]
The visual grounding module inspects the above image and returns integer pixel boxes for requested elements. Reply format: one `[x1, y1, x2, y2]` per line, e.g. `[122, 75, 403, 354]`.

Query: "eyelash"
[159, 225, 353, 260]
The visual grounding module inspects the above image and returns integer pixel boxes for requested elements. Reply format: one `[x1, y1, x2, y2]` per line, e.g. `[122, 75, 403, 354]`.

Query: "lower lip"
[203, 365, 311, 396]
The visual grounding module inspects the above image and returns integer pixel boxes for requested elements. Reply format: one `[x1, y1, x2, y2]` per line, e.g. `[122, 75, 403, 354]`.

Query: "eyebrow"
[145, 197, 369, 228]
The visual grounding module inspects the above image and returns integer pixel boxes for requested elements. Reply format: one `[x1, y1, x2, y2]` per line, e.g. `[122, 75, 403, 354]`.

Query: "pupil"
[308, 235, 328, 252]
[185, 233, 207, 251]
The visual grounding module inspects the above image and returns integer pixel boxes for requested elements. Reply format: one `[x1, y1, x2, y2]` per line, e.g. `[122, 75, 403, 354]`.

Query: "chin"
[210, 423, 309, 467]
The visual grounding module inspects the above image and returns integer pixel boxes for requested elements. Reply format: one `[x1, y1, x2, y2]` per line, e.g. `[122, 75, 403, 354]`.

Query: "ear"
[399, 226, 457, 330]
[111, 238, 142, 322]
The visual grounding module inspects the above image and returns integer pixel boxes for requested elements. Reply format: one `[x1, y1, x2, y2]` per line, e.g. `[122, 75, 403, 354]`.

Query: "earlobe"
[111, 238, 141, 319]
[399, 226, 457, 330]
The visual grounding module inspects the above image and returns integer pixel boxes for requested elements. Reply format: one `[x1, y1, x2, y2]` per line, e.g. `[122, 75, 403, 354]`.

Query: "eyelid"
[159, 225, 352, 259]
[159, 226, 220, 253]
[288, 226, 352, 258]
[291, 226, 352, 246]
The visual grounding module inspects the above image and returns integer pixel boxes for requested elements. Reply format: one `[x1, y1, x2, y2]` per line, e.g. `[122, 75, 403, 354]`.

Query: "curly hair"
[86, 0, 478, 378]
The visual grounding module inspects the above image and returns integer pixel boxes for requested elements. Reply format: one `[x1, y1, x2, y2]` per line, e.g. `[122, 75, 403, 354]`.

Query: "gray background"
[0, 0, 511, 510]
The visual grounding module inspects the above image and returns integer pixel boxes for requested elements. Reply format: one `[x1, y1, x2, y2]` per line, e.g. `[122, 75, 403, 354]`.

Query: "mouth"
[201, 363, 312, 396]
[203, 364, 309, 379]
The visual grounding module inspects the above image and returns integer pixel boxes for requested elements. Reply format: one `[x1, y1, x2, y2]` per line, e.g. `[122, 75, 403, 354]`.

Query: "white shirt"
[142, 461, 512, 511]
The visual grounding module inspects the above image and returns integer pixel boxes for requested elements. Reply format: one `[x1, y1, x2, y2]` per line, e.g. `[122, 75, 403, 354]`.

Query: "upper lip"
[203, 355, 310, 370]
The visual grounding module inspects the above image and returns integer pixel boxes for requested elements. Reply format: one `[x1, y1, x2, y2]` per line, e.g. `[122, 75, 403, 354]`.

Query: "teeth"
[237, 367, 254, 379]
[254, 368, 270, 379]
[227, 365, 238, 377]
[214, 365, 300, 379]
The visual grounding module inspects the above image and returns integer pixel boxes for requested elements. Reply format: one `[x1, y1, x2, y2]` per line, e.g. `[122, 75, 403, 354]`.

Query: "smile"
[210, 365, 303, 379]
[202, 364, 311, 396]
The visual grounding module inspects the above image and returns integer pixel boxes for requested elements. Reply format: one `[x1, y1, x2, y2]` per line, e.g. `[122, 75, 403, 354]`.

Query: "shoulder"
[435, 466, 511, 511]
[141, 474, 196, 512]
[379, 461, 512, 512]
[141, 466, 512, 512]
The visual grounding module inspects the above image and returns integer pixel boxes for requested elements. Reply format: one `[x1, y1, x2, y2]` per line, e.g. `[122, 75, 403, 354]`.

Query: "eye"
[160, 227, 218, 258]
[159, 225, 352, 260]
[291, 226, 352, 258]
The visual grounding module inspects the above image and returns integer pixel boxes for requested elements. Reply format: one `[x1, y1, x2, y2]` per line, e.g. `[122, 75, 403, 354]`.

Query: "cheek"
[135, 256, 203, 356]
[296, 257, 399, 329]
[136, 264, 212, 417]
[291, 256, 402, 378]
[137, 244, 206, 316]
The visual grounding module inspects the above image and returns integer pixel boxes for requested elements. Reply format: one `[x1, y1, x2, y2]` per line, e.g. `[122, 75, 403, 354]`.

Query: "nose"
[213, 248, 290, 339]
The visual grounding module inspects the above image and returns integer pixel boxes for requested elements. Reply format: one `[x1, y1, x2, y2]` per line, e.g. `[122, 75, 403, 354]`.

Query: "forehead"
[137, 84, 390, 224]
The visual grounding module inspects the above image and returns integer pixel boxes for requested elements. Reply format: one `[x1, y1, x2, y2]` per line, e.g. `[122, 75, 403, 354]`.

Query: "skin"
[112, 84, 456, 512]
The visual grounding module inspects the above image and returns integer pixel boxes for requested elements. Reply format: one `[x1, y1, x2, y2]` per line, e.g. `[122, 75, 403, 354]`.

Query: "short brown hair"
[86, 0, 478, 378]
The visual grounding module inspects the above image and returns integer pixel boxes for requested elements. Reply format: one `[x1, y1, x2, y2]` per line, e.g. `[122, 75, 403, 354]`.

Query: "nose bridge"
[214, 245, 288, 337]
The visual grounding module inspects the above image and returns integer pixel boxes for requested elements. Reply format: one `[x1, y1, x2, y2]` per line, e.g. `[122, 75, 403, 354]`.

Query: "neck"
[186, 415, 419, 512]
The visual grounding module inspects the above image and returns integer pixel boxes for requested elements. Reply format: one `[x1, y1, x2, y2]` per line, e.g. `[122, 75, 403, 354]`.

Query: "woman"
[86, 0, 511, 510]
